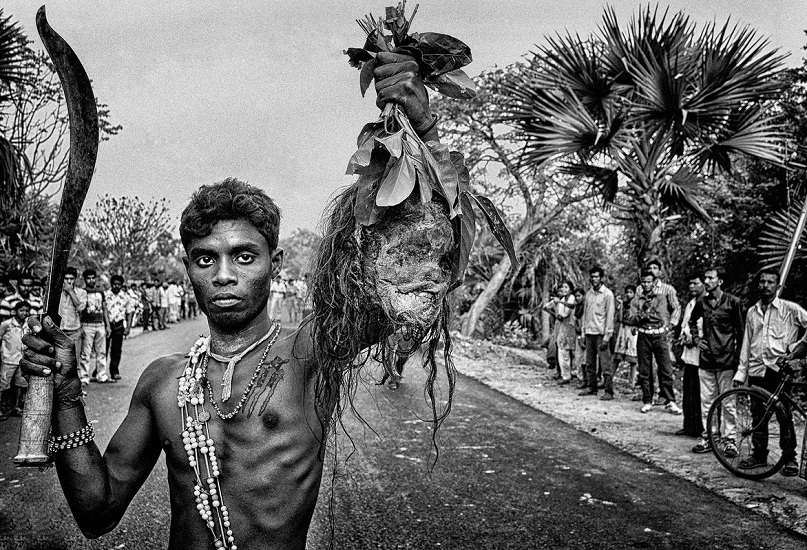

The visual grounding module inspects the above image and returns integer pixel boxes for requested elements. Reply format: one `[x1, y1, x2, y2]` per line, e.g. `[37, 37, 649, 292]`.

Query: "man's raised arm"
[21, 316, 162, 538]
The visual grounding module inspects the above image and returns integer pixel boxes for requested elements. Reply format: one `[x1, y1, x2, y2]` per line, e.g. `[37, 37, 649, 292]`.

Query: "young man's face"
[63, 274, 76, 289]
[111, 279, 123, 293]
[758, 273, 778, 299]
[84, 274, 97, 289]
[704, 270, 721, 292]
[184, 219, 282, 330]
[640, 275, 655, 294]
[589, 271, 602, 288]
[648, 264, 661, 278]
[14, 305, 30, 323]
[17, 278, 32, 298]
[688, 278, 704, 298]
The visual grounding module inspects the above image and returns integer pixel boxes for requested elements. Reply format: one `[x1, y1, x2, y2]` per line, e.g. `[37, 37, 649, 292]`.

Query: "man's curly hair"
[180, 178, 281, 251]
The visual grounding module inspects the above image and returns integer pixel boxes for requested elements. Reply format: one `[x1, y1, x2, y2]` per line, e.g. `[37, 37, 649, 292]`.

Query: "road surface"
[0, 317, 804, 549]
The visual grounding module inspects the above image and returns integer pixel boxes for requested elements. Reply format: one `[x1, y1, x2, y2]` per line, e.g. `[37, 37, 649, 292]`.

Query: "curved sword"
[15, 5, 99, 466]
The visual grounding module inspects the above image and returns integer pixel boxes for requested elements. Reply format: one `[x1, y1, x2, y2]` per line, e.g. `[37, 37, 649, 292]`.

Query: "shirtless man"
[21, 52, 443, 550]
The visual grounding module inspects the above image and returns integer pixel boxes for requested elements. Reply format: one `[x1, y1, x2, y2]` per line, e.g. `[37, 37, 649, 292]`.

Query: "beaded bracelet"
[48, 422, 95, 455]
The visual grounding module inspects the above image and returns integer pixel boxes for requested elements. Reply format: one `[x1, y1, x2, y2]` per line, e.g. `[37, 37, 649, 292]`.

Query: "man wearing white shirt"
[733, 269, 807, 476]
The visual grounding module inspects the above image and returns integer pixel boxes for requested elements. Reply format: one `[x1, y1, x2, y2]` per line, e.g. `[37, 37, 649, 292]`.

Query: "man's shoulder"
[0, 293, 20, 307]
[138, 353, 188, 387]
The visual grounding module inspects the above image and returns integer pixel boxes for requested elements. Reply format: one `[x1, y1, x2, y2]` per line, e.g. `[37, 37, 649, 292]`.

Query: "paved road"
[1, 318, 805, 549]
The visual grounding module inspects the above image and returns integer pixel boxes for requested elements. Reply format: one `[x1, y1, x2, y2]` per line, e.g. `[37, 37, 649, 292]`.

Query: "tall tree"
[501, 6, 787, 264]
[278, 228, 321, 278]
[78, 195, 173, 279]
[0, 12, 35, 274]
[0, 34, 122, 275]
[431, 67, 598, 337]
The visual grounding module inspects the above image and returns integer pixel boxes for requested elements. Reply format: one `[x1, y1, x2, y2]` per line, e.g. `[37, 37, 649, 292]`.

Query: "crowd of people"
[0, 269, 201, 420]
[268, 274, 310, 324]
[543, 260, 805, 477]
[0, 268, 313, 421]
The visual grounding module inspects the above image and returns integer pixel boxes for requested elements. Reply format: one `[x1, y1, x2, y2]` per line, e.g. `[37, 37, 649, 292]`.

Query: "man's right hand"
[20, 316, 82, 405]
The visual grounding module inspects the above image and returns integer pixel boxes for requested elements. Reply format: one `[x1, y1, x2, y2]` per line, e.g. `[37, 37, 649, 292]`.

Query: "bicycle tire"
[707, 387, 791, 480]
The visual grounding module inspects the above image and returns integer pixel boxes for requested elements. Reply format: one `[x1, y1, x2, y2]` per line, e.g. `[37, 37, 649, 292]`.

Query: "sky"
[2, 0, 805, 238]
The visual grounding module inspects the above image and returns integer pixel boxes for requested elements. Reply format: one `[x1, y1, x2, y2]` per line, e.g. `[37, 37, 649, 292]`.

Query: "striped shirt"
[0, 292, 43, 322]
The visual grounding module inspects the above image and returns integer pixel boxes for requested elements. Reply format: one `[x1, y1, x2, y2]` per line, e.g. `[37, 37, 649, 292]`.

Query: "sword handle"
[14, 313, 61, 467]
[14, 375, 53, 466]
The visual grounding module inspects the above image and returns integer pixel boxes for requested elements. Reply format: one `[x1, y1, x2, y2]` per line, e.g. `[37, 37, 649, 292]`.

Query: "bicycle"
[707, 360, 807, 480]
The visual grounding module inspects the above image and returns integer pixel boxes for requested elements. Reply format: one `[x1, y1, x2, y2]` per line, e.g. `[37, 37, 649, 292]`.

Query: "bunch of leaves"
[345, 1, 477, 100]
[344, 3, 516, 286]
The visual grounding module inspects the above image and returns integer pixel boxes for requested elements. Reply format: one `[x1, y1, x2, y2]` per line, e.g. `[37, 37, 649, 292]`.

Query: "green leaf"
[424, 69, 478, 99]
[354, 172, 387, 226]
[449, 151, 471, 194]
[375, 130, 403, 159]
[376, 154, 416, 207]
[360, 58, 377, 97]
[470, 194, 518, 268]
[422, 143, 459, 216]
[345, 47, 373, 68]
[356, 122, 383, 148]
[450, 191, 477, 289]
[345, 136, 376, 175]
[410, 32, 473, 76]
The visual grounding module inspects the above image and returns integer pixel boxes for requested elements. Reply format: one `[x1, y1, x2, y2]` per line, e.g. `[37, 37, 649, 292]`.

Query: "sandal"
[781, 460, 799, 477]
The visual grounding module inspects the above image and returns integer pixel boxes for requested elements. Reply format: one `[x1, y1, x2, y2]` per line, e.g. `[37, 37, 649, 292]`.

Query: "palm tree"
[501, 5, 787, 265]
[0, 10, 31, 274]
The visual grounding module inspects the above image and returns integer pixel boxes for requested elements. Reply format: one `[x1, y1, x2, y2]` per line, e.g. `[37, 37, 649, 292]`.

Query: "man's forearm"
[52, 405, 119, 538]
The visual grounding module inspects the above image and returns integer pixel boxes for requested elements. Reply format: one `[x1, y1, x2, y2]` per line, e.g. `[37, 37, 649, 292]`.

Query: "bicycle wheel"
[707, 387, 790, 480]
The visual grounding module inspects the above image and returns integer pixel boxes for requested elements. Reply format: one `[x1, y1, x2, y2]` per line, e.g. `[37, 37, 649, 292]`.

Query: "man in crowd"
[146, 279, 162, 330]
[127, 282, 144, 329]
[0, 300, 30, 419]
[627, 267, 682, 414]
[20, 52, 437, 549]
[268, 275, 287, 320]
[0, 273, 43, 322]
[158, 279, 170, 329]
[105, 275, 135, 381]
[0, 277, 12, 302]
[80, 269, 112, 385]
[167, 280, 182, 323]
[186, 282, 198, 319]
[579, 266, 616, 400]
[689, 268, 744, 456]
[573, 287, 586, 387]
[614, 284, 638, 387]
[59, 267, 86, 369]
[676, 273, 705, 437]
[733, 269, 807, 476]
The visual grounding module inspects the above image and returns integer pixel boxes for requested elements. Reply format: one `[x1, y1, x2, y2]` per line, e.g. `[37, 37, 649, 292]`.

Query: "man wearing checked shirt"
[733, 268, 807, 476]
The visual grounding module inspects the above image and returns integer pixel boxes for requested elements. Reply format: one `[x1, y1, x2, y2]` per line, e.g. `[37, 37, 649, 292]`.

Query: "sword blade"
[36, 5, 99, 319]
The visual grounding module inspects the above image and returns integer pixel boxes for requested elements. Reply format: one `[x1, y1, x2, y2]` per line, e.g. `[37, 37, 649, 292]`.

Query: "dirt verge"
[450, 333, 807, 536]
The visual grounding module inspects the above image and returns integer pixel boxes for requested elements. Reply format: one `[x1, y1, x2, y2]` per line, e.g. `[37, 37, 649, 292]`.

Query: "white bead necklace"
[176, 322, 280, 550]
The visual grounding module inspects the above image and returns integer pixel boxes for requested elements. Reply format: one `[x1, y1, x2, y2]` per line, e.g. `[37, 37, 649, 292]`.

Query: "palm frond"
[0, 11, 27, 101]
[657, 165, 709, 219]
[687, 20, 786, 114]
[757, 204, 807, 270]
[697, 106, 785, 172]
[558, 163, 618, 204]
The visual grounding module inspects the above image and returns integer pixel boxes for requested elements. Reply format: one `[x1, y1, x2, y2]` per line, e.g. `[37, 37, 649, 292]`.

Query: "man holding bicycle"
[733, 268, 807, 476]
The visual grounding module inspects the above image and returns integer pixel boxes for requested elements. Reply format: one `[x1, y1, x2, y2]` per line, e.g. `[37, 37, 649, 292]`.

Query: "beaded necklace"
[177, 321, 280, 550]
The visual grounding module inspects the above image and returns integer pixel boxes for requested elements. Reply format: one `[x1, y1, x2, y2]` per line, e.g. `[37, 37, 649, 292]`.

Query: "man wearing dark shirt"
[689, 268, 744, 457]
